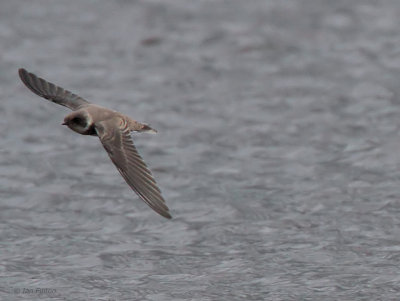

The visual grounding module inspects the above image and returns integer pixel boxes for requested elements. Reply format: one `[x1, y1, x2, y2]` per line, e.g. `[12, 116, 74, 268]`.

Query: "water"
[1, 0, 400, 300]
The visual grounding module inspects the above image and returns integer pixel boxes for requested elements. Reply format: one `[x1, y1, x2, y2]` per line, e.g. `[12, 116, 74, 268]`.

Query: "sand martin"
[19, 68, 172, 219]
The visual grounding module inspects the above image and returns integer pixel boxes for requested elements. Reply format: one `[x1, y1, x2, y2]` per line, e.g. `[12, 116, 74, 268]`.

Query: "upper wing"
[95, 118, 172, 219]
[18, 68, 90, 111]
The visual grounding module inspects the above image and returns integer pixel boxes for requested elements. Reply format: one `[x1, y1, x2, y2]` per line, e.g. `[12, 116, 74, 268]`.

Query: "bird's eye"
[72, 117, 86, 127]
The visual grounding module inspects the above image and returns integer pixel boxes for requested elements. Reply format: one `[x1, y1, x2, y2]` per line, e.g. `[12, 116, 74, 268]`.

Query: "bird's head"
[62, 111, 93, 135]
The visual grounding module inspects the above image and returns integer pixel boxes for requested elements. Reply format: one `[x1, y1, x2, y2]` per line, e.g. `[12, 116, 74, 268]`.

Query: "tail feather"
[139, 123, 157, 134]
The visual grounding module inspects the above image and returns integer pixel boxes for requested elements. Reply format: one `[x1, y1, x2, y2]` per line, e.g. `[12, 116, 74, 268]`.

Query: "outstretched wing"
[95, 118, 172, 219]
[18, 68, 90, 110]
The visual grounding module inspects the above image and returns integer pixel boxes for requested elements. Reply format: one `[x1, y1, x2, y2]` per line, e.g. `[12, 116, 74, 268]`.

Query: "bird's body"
[18, 68, 171, 219]
[63, 105, 154, 136]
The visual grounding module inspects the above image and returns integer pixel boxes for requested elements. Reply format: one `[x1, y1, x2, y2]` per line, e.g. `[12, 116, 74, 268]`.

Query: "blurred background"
[2, 0, 400, 300]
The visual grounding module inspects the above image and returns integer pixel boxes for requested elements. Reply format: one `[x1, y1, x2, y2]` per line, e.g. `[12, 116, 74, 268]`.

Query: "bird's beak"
[62, 121, 67, 125]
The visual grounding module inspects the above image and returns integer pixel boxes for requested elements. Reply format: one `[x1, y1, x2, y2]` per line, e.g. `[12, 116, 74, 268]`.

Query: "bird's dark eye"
[72, 117, 86, 127]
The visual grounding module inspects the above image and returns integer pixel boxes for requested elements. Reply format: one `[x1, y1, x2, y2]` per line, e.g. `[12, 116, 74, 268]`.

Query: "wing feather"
[95, 118, 171, 219]
[18, 68, 90, 110]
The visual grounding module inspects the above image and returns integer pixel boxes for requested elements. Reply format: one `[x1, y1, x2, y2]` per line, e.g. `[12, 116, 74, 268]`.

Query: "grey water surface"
[2, 0, 400, 300]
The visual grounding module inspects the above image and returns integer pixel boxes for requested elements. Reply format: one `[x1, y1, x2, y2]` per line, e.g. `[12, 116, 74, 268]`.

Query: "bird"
[18, 68, 172, 219]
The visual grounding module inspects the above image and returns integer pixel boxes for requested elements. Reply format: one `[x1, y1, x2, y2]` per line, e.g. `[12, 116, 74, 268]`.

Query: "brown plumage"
[18, 68, 172, 219]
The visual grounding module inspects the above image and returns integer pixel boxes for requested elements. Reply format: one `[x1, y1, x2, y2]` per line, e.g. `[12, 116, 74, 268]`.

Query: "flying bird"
[18, 68, 172, 219]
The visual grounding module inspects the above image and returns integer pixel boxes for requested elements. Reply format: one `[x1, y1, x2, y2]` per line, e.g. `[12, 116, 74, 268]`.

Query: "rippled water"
[2, 0, 400, 300]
